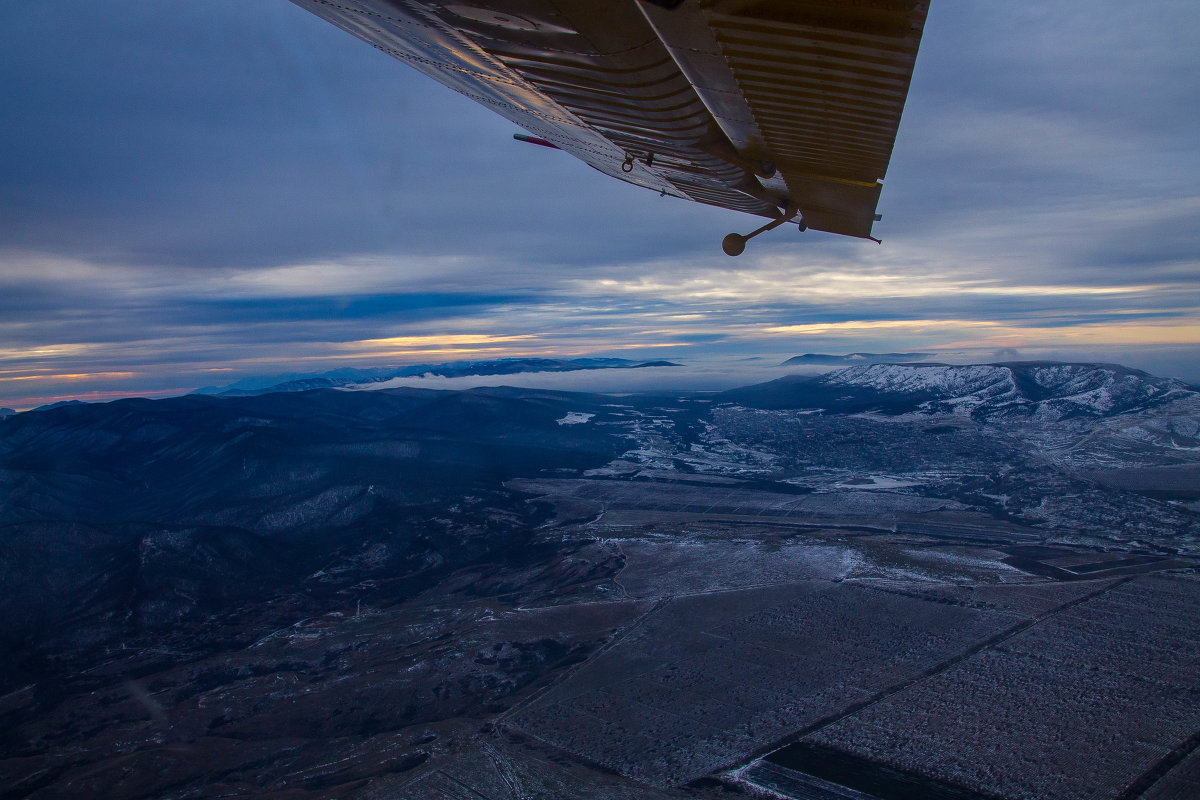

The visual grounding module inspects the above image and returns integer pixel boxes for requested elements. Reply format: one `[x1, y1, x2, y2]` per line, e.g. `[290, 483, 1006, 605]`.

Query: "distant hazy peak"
[30, 399, 89, 413]
[781, 352, 931, 366]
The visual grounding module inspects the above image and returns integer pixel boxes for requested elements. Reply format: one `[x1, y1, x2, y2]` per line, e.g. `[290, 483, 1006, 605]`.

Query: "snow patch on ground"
[834, 475, 924, 490]
[556, 412, 595, 426]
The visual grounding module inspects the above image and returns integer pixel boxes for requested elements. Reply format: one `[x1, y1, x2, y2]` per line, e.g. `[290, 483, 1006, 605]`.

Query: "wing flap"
[707, 1, 929, 228]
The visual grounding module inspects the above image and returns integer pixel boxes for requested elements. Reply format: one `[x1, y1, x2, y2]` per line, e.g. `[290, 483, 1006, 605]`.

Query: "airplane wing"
[287, 0, 929, 250]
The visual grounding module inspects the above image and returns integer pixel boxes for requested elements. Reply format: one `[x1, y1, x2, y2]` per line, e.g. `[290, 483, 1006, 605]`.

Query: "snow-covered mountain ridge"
[726, 361, 1196, 420]
[822, 362, 1193, 418]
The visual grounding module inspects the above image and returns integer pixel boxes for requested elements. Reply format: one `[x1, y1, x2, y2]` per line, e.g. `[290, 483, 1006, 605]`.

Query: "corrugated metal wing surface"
[287, 0, 928, 240]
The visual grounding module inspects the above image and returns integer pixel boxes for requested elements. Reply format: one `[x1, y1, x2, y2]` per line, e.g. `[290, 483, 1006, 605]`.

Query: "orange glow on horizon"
[0, 371, 138, 384]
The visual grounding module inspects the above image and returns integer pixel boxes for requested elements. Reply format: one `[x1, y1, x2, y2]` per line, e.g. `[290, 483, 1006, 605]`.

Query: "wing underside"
[288, 0, 929, 239]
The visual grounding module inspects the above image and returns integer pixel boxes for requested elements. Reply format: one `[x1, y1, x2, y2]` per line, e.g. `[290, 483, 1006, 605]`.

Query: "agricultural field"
[754, 575, 1200, 800]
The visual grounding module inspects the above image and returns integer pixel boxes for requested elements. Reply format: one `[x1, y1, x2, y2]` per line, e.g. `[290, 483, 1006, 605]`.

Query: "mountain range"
[191, 357, 680, 397]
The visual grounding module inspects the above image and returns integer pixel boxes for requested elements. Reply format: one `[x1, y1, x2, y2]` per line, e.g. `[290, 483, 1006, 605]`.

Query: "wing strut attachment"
[722, 207, 801, 257]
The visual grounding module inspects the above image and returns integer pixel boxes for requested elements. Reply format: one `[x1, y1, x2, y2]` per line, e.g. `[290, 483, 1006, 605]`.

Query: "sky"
[1, 1, 1198, 409]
